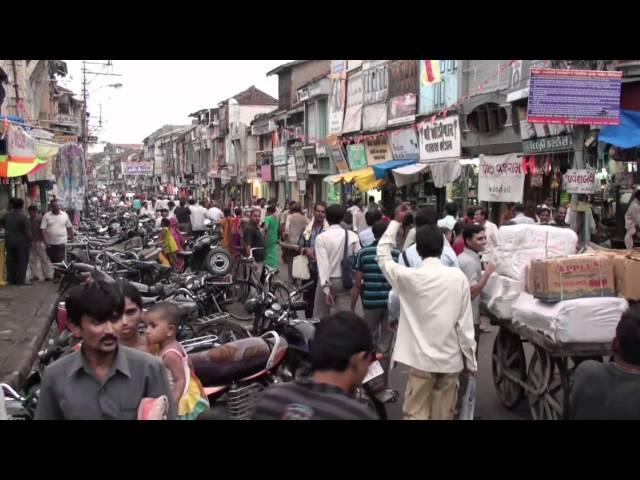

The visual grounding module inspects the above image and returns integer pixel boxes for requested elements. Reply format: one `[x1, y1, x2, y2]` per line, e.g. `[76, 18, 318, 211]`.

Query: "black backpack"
[341, 228, 355, 289]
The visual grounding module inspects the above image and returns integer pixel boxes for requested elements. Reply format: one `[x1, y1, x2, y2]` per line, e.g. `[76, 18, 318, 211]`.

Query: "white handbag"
[292, 254, 311, 280]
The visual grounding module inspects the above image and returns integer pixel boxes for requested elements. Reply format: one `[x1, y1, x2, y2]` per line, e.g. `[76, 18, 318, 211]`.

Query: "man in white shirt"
[458, 224, 496, 347]
[348, 198, 367, 233]
[566, 204, 597, 246]
[206, 200, 224, 224]
[155, 196, 168, 212]
[377, 203, 477, 420]
[437, 202, 458, 231]
[624, 191, 640, 249]
[511, 203, 536, 225]
[473, 207, 499, 252]
[358, 209, 382, 248]
[40, 199, 74, 268]
[388, 209, 459, 321]
[188, 199, 208, 235]
[139, 202, 152, 217]
[313, 204, 361, 319]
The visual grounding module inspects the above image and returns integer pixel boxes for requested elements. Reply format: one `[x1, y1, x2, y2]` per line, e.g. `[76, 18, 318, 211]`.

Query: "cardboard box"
[613, 255, 640, 301]
[527, 255, 616, 303]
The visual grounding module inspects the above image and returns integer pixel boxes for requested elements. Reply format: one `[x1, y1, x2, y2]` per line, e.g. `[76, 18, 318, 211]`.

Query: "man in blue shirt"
[352, 220, 399, 367]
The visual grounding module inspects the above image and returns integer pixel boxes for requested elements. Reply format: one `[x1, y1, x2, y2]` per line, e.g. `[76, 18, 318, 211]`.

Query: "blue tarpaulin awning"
[599, 110, 640, 149]
[371, 159, 416, 179]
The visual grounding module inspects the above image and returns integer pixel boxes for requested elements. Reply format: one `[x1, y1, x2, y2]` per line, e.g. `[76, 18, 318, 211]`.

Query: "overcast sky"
[62, 60, 288, 149]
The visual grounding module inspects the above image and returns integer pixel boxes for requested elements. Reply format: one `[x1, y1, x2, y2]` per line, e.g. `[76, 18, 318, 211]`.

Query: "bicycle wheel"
[233, 279, 258, 304]
[270, 280, 290, 305]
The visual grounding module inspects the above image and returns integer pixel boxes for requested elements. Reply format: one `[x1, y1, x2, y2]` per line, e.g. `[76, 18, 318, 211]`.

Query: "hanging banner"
[287, 155, 297, 181]
[418, 115, 461, 163]
[528, 68, 622, 125]
[274, 165, 287, 181]
[347, 144, 368, 170]
[294, 147, 308, 180]
[343, 71, 363, 133]
[327, 183, 341, 204]
[7, 124, 36, 159]
[330, 141, 350, 174]
[329, 60, 347, 135]
[364, 137, 393, 166]
[273, 146, 287, 166]
[478, 154, 525, 203]
[362, 62, 389, 131]
[563, 169, 596, 194]
[260, 164, 272, 182]
[390, 128, 419, 161]
[388, 93, 417, 126]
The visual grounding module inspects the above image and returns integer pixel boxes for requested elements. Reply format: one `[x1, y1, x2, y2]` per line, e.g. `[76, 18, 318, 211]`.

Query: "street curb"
[1, 295, 59, 391]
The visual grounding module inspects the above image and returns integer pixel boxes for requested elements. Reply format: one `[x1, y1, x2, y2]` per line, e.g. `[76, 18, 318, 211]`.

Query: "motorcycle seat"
[190, 337, 280, 386]
[131, 260, 172, 273]
[178, 250, 194, 257]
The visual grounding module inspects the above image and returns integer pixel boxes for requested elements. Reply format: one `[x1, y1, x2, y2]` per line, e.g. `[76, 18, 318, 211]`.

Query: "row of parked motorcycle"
[1, 205, 397, 420]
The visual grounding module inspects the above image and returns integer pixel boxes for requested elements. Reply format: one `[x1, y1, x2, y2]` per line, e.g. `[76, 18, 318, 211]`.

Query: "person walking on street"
[297, 202, 328, 318]
[376, 203, 477, 420]
[40, 199, 74, 270]
[189, 199, 208, 236]
[452, 220, 466, 256]
[313, 204, 361, 319]
[283, 202, 309, 280]
[139, 201, 151, 217]
[205, 200, 224, 224]
[35, 281, 176, 420]
[570, 305, 640, 420]
[218, 208, 233, 252]
[132, 196, 142, 214]
[352, 220, 399, 376]
[624, 190, 640, 249]
[280, 201, 292, 240]
[473, 207, 498, 253]
[458, 225, 496, 344]
[263, 205, 280, 271]
[174, 199, 192, 234]
[2, 198, 32, 285]
[550, 205, 569, 228]
[437, 202, 458, 230]
[27, 205, 53, 282]
[244, 208, 266, 280]
[511, 203, 535, 225]
[253, 311, 377, 420]
[359, 209, 382, 248]
[367, 196, 379, 212]
[348, 198, 367, 233]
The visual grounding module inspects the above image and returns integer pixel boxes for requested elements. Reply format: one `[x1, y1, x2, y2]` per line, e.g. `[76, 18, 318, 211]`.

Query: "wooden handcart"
[483, 305, 613, 420]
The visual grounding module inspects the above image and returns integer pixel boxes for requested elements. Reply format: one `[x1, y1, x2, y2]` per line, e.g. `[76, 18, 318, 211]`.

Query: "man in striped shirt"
[253, 312, 377, 420]
[352, 220, 399, 363]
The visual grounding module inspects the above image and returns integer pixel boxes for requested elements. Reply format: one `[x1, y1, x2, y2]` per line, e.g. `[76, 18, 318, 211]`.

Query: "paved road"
[273, 257, 530, 420]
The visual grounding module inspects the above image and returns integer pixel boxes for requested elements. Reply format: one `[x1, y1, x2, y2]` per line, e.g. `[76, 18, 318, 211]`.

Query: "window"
[466, 103, 508, 134]
[318, 98, 328, 139]
[58, 103, 70, 115]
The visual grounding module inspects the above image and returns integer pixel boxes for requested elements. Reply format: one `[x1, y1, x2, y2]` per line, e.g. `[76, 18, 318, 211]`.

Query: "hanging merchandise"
[544, 155, 552, 176]
[54, 144, 86, 212]
[551, 165, 560, 190]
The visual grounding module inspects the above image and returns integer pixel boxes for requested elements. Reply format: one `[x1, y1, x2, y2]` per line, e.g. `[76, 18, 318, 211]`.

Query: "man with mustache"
[35, 281, 176, 420]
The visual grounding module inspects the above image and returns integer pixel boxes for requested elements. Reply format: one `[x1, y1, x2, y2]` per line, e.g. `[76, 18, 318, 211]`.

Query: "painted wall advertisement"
[478, 154, 525, 203]
[329, 60, 347, 135]
[418, 115, 461, 163]
[388, 93, 417, 126]
[7, 124, 36, 158]
[287, 155, 297, 181]
[342, 71, 363, 133]
[294, 147, 308, 179]
[347, 144, 367, 170]
[563, 169, 596, 194]
[364, 137, 393, 166]
[390, 128, 419, 161]
[273, 146, 287, 166]
[528, 68, 622, 125]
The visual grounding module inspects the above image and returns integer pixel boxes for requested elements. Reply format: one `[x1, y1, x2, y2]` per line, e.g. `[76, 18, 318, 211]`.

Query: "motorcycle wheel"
[356, 385, 388, 420]
[269, 280, 290, 305]
[204, 248, 233, 277]
[193, 318, 251, 344]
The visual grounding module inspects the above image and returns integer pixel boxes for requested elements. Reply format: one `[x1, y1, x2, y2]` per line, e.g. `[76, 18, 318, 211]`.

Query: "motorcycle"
[179, 219, 233, 277]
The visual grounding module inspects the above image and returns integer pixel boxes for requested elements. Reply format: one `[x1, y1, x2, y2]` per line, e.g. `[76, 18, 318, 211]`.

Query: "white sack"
[480, 273, 524, 319]
[512, 292, 628, 344]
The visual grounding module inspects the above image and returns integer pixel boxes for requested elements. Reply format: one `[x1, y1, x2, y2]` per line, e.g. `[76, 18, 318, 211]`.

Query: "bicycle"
[232, 248, 290, 305]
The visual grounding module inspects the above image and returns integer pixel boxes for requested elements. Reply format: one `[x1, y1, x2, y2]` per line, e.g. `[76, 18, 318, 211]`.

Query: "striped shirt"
[354, 241, 399, 309]
[253, 379, 376, 420]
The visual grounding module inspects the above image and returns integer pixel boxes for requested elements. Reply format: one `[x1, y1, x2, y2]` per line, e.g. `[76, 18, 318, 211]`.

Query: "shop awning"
[371, 159, 416, 180]
[322, 167, 386, 192]
[391, 163, 429, 187]
[0, 155, 47, 178]
[599, 110, 640, 149]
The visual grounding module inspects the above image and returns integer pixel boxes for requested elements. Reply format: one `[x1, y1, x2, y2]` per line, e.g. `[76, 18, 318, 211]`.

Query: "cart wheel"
[491, 328, 526, 410]
[526, 347, 565, 420]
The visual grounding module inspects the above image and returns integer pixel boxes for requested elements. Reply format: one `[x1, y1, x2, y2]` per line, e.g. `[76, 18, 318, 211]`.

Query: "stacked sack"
[481, 225, 578, 319]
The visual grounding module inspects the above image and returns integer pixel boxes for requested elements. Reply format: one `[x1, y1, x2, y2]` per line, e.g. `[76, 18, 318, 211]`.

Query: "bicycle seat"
[190, 337, 278, 386]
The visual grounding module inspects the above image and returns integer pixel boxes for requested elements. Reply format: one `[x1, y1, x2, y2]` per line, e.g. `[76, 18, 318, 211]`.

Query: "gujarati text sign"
[563, 169, 596, 194]
[478, 154, 525, 203]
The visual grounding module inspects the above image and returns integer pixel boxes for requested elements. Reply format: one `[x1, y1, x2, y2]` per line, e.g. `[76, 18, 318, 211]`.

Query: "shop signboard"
[287, 155, 297, 181]
[260, 164, 272, 182]
[122, 161, 153, 176]
[342, 71, 363, 133]
[362, 62, 389, 131]
[330, 142, 350, 174]
[528, 68, 622, 125]
[364, 137, 393, 166]
[522, 134, 573, 154]
[327, 183, 341, 204]
[563, 169, 596, 194]
[388, 93, 417, 126]
[7, 124, 35, 158]
[273, 146, 287, 166]
[274, 165, 287, 181]
[418, 115, 461, 163]
[294, 147, 308, 180]
[329, 60, 347, 135]
[478, 153, 525, 203]
[390, 128, 419, 161]
[303, 146, 318, 175]
[347, 144, 367, 170]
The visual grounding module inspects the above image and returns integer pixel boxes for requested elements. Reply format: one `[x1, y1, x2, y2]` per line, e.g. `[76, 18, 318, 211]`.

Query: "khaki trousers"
[403, 368, 461, 420]
[27, 240, 53, 281]
[312, 278, 352, 319]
